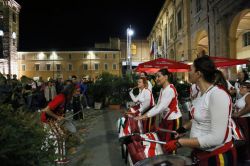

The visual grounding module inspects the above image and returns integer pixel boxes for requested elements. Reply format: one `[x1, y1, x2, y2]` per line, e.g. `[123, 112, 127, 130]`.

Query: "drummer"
[135, 68, 182, 143]
[41, 84, 75, 164]
[164, 56, 237, 166]
[129, 77, 155, 133]
[232, 81, 250, 162]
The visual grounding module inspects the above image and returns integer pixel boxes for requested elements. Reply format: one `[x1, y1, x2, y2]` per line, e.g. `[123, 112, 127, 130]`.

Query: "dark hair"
[72, 75, 77, 79]
[61, 84, 75, 96]
[240, 81, 250, 89]
[214, 70, 229, 93]
[158, 68, 173, 83]
[193, 55, 216, 83]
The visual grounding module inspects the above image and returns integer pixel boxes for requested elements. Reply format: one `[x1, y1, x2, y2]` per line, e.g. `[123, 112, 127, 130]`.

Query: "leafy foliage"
[90, 73, 134, 105]
[0, 104, 55, 165]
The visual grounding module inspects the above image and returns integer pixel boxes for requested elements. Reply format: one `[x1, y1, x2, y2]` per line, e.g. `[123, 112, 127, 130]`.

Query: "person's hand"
[232, 112, 239, 118]
[125, 112, 135, 118]
[134, 114, 148, 120]
[164, 140, 182, 153]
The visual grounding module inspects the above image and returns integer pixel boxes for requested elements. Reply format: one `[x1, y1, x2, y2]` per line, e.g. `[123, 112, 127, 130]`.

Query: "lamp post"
[52, 52, 56, 79]
[127, 26, 134, 73]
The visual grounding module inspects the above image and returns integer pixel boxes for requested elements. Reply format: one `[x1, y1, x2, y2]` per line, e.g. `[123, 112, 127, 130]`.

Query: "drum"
[60, 120, 77, 133]
[126, 132, 164, 165]
[231, 118, 246, 147]
[134, 154, 193, 166]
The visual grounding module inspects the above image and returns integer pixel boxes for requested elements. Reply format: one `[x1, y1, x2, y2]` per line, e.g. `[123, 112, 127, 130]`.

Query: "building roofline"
[147, 0, 170, 40]
[2, 0, 21, 11]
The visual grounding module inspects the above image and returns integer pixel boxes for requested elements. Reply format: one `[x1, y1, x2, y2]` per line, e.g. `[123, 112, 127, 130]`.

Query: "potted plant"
[92, 72, 113, 109]
[108, 96, 122, 110]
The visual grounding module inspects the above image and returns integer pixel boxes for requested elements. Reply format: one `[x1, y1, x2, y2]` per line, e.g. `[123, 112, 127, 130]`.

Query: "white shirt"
[235, 92, 250, 117]
[146, 84, 182, 120]
[129, 88, 154, 113]
[234, 82, 242, 100]
[190, 86, 232, 151]
[147, 80, 152, 92]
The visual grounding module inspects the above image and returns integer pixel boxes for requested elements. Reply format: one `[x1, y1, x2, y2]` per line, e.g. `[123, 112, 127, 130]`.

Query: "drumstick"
[64, 111, 83, 120]
[156, 127, 177, 134]
[143, 138, 166, 145]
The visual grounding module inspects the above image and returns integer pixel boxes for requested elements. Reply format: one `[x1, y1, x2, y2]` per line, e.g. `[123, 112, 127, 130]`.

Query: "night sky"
[15, 0, 165, 51]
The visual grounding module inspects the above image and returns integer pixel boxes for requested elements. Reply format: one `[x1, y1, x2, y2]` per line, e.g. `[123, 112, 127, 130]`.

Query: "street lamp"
[51, 51, 57, 79]
[127, 26, 134, 72]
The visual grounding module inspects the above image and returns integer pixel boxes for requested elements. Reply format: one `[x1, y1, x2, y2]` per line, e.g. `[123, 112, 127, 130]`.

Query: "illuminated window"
[131, 44, 137, 55]
[35, 64, 40, 71]
[83, 64, 88, 70]
[68, 64, 73, 71]
[13, 39, 16, 46]
[104, 63, 108, 70]
[113, 64, 117, 70]
[83, 54, 87, 59]
[113, 54, 116, 59]
[94, 63, 99, 70]
[170, 19, 174, 38]
[177, 10, 182, 30]
[243, 32, 250, 47]
[12, 13, 16, 23]
[105, 54, 108, 59]
[21, 54, 25, 60]
[46, 64, 51, 71]
[22, 64, 25, 71]
[56, 64, 61, 71]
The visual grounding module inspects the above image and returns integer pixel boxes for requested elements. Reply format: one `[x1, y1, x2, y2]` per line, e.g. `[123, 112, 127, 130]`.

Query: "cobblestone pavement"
[67, 108, 126, 166]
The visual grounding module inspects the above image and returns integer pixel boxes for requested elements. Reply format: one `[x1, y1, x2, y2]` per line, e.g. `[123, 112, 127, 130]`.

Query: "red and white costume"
[190, 86, 237, 166]
[129, 88, 155, 115]
[146, 84, 182, 142]
[234, 92, 250, 160]
[118, 88, 155, 138]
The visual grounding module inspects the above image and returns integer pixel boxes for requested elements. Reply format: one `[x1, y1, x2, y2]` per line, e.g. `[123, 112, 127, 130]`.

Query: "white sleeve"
[148, 81, 152, 91]
[138, 90, 151, 113]
[197, 90, 230, 148]
[147, 88, 174, 117]
[129, 90, 139, 102]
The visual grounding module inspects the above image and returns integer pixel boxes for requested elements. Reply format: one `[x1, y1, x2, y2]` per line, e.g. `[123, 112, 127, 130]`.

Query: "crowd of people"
[121, 55, 250, 166]
[0, 73, 92, 164]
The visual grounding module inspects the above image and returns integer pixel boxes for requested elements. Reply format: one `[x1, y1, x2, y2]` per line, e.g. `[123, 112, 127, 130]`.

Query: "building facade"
[17, 50, 121, 80]
[0, 1, 151, 80]
[0, 0, 20, 75]
[148, 0, 250, 62]
[95, 38, 150, 75]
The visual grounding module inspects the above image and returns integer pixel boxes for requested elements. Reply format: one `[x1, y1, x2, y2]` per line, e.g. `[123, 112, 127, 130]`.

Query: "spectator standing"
[44, 81, 57, 103]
